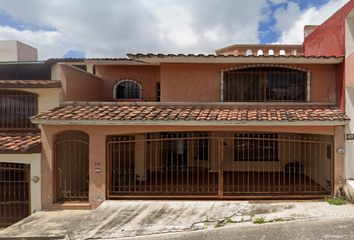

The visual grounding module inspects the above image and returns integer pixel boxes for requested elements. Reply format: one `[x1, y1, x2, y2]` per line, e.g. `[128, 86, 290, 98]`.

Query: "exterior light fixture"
[347, 134, 354, 140]
[31, 176, 40, 183]
[337, 148, 345, 154]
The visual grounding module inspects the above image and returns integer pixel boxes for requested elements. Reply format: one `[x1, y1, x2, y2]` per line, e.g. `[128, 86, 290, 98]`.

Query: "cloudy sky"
[0, 0, 350, 60]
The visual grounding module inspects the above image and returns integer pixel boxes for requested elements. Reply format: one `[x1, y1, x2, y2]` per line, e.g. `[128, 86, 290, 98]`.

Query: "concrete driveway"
[1, 200, 354, 239]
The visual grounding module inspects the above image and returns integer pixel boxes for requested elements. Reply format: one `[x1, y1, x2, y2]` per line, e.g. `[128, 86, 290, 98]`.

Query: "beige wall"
[95, 65, 160, 101]
[60, 64, 102, 102]
[1, 154, 41, 213]
[0, 40, 37, 62]
[6, 87, 60, 115]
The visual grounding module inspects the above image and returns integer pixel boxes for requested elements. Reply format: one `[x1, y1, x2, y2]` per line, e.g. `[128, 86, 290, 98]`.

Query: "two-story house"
[0, 41, 60, 226]
[29, 39, 349, 210]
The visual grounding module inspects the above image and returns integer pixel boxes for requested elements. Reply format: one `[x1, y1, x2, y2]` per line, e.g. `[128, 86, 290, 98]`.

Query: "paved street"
[121, 217, 354, 240]
[1, 201, 354, 239]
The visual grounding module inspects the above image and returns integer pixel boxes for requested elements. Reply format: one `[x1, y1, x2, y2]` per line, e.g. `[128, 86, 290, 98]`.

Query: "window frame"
[113, 79, 143, 100]
[220, 64, 310, 102]
[0, 90, 38, 129]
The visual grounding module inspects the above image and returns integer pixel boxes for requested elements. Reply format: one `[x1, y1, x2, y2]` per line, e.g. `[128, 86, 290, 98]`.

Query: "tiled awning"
[0, 133, 41, 153]
[30, 103, 350, 126]
[0, 80, 61, 88]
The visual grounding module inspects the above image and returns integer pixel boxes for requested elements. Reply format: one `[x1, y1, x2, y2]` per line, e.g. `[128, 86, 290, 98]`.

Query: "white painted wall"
[0, 154, 41, 213]
[16, 41, 38, 61]
[51, 64, 61, 81]
[0, 40, 37, 62]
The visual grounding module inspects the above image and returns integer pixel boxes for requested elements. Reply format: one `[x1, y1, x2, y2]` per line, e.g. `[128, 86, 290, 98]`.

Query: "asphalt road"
[119, 217, 354, 240]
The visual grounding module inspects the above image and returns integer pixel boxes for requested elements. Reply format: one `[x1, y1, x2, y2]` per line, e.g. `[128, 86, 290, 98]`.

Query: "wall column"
[334, 125, 346, 196]
[89, 133, 106, 209]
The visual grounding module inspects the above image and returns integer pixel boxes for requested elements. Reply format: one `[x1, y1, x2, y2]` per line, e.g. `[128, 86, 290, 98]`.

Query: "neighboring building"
[300, 0, 354, 198]
[0, 40, 38, 62]
[0, 41, 60, 226]
[30, 45, 348, 210]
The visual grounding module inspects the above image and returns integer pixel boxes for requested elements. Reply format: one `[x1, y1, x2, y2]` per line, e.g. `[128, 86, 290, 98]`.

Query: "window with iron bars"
[234, 133, 278, 161]
[0, 90, 37, 129]
[114, 80, 142, 100]
[223, 66, 307, 102]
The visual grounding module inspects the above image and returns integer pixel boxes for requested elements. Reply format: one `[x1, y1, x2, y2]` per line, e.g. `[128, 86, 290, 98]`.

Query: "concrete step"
[45, 202, 92, 210]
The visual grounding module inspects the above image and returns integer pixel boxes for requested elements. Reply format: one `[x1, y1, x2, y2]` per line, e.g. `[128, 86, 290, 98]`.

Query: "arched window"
[222, 65, 309, 102]
[113, 79, 142, 100]
[257, 50, 263, 56]
[0, 90, 37, 128]
[279, 50, 286, 56]
[246, 50, 252, 56]
[268, 49, 274, 56]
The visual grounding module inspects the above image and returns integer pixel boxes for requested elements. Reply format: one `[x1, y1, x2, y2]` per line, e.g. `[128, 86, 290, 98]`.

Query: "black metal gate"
[107, 132, 333, 199]
[0, 162, 30, 226]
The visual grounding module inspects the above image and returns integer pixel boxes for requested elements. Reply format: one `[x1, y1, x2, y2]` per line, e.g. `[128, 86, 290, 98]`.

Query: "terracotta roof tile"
[0, 133, 41, 152]
[0, 80, 61, 88]
[30, 104, 350, 123]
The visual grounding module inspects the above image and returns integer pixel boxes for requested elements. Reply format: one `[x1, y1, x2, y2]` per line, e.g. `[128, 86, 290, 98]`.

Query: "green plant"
[327, 198, 347, 205]
[215, 222, 223, 228]
[317, 197, 348, 205]
[225, 217, 235, 223]
[253, 217, 265, 224]
[268, 220, 274, 223]
[274, 218, 283, 222]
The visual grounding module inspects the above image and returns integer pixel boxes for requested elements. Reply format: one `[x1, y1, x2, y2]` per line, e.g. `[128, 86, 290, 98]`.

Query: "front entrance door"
[54, 131, 89, 202]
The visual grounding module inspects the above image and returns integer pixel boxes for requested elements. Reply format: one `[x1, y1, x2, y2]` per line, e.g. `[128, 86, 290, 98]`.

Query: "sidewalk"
[1, 200, 354, 239]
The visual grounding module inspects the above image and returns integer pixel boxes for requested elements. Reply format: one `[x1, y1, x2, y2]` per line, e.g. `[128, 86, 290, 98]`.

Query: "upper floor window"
[222, 65, 309, 102]
[113, 79, 142, 100]
[0, 90, 37, 129]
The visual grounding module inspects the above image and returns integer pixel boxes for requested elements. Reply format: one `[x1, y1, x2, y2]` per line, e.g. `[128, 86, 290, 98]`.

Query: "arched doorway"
[54, 130, 89, 202]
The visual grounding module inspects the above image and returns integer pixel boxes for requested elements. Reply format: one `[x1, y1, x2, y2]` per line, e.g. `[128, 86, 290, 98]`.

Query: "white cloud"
[0, 26, 70, 60]
[0, 0, 269, 59]
[0, 0, 350, 59]
[268, 0, 289, 5]
[273, 0, 350, 44]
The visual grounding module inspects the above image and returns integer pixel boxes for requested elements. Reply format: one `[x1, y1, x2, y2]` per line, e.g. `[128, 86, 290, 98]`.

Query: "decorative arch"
[246, 49, 252, 56]
[257, 50, 263, 56]
[54, 130, 89, 202]
[220, 64, 310, 102]
[113, 79, 142, 100]
[268, 49, 274, 56]
[279, 50, 286, 56]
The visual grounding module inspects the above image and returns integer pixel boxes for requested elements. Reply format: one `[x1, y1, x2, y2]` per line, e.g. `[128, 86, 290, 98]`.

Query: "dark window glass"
[157, 82, 161, 102]
[224, 67, 307, 102]
[0, 90, 37, 128]
[116, 81, 141, 99]
[234, 133, 278, 161]
[0, 64, 51, 80]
